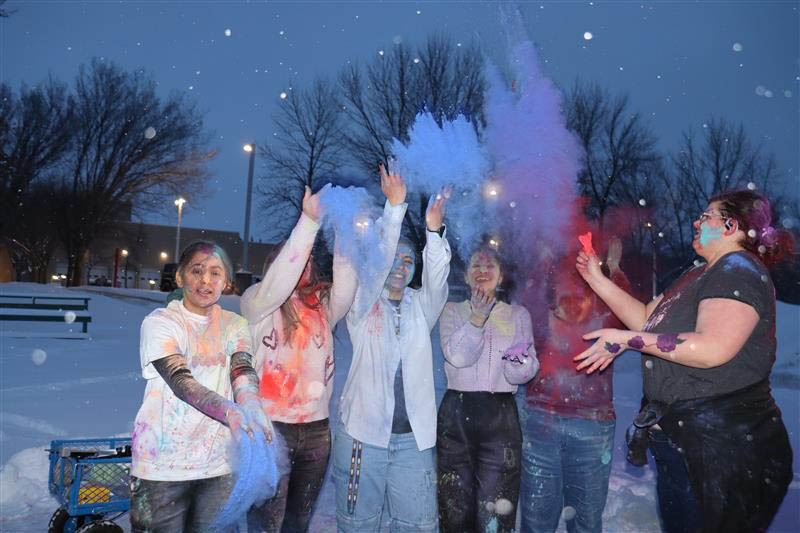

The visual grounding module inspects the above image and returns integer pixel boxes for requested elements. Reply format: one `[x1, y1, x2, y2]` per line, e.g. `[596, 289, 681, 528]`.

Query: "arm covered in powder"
[439, 302, 485, 368]
[152, 354, 245, 431]
[348, 200, 407, 323]
[240, 212, 320, 325]
[230, 351, 274, 440]
[326, 239, 358, 326]
[502, 305, 539, 385]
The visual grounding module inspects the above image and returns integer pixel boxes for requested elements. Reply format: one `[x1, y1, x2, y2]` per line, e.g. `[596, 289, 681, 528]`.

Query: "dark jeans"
[437, 390, 522, 533]
[130, 474, 233, 532]
[648, 428, 703, 533]
[248, 418, 331, 533]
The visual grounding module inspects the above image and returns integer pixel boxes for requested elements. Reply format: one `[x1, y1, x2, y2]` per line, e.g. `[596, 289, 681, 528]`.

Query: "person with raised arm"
[519, 236, 631, 533]
[574, 190, 793, 533]
[333, 166, 451, 532]
[241, 185, 357, 532]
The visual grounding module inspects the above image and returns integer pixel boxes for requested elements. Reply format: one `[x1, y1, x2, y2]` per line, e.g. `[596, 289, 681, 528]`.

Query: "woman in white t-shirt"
[130, 241, 272, 532]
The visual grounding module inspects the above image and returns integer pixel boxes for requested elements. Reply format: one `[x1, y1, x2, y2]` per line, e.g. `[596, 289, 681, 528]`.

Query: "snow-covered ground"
[1, 281, 797, 531]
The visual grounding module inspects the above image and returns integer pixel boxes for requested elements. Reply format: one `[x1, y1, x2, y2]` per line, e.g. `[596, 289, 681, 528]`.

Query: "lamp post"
[174, 197, 186, 262]
[237, 143, 256, 293]
[242, 143, 255, 273]
[121, 249, 129, 288]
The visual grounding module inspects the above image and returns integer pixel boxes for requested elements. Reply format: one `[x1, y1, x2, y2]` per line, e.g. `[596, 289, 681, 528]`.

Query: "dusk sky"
[2, 1, 798, 241]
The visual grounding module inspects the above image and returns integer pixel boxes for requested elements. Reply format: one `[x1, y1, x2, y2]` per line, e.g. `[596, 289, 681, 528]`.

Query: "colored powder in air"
[213, 428, 288, 528]
[392, 113, 491, 261]
[318, 185, 385, 280]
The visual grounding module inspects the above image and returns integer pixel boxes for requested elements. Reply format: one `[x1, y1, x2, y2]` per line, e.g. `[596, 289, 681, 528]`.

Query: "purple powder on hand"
[605, 342, 621, 354]
[656, 334, 683, 353]
[628, 336, 645, 350]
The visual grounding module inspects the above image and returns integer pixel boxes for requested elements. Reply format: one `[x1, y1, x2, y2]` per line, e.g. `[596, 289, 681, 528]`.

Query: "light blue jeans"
[332, 422, 437, 532]
[519, 407, 615, 533]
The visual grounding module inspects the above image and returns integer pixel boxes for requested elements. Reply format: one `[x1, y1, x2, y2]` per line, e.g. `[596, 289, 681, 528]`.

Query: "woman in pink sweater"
[240, 186, 355, 532]
[437, 245, 539, 532]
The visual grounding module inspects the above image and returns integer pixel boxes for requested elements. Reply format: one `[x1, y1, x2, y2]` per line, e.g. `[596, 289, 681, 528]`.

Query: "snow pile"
[0, 447, 58, 521]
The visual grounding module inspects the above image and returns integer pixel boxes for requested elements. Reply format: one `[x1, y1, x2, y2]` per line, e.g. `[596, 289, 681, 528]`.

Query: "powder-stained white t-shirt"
[131, 300, 252, 481]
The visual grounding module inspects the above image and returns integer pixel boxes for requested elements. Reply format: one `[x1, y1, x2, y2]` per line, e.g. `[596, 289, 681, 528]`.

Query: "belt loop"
[347, 438, 363, 515]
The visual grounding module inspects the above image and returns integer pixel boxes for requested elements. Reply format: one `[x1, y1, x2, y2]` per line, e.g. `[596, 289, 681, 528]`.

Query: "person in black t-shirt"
[573, 190, 793, 533]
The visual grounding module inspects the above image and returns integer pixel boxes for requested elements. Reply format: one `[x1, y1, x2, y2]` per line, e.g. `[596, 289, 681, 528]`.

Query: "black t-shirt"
[642, 251, 775, 404]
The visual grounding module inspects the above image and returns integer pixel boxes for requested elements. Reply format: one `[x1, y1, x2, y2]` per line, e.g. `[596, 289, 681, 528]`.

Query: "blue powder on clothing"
[721, 253, 760, 275]
[213, 429, 287, 528]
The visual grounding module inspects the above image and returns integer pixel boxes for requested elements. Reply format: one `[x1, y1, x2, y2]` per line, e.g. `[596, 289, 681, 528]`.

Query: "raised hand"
[379, 161, 406, 207]
[302, 185, 323, 222]
[425, 188, 449, 232]
[469, 287, 495, 327]
[575, 250, 605, 285]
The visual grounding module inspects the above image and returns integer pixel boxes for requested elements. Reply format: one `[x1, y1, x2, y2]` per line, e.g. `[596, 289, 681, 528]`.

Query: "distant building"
[46, 221, 276, 291]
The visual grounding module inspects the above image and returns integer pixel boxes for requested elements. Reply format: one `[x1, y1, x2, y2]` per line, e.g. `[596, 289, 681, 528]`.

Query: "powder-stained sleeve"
[326, 245, 357, 326]
[439, 302, 485, 368]
[503, 305, 539, 385]
[240, 213, 320, 325]
[140, 312, 187, 380]
[152, 354, 234, 425]
[348, 200, 407, 323]
[419, 228, 451, 328]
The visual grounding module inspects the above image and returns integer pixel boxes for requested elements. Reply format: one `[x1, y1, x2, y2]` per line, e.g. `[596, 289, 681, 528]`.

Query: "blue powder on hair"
[213, 429, 288, 528]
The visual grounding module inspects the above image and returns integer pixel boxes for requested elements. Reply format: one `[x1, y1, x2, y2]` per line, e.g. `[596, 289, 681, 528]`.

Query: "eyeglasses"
[698, 211, 727, 223]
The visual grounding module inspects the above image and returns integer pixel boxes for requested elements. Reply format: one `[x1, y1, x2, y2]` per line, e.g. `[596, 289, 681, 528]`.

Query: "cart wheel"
[76, 520, 123, 533]
[48, 508, 70, 533]
[48, 508, 102, 533]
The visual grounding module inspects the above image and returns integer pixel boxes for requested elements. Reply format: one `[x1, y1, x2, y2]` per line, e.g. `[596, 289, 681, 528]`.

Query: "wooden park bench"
[0, 294, 92, 338]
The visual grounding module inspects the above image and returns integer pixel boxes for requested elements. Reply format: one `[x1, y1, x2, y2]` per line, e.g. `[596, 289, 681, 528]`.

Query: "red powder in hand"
[578, 232, 596, 256]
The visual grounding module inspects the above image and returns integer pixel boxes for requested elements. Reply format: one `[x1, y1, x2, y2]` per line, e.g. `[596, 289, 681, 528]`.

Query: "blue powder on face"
[699, 223, 724, 247]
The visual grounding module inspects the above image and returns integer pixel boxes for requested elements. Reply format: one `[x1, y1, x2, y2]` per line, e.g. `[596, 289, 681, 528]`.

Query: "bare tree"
[0, 79, 74, 281]
[257, 77, 345, 241]
[338, 34, 486, 246]
[657, 117, 788, 273]
[58, 58, 214, 286]
[0, 0, 15, 17]
[565, 79, 661, 231]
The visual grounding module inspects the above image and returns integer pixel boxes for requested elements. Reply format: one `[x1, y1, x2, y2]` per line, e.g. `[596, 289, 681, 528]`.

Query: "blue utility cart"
[47, 438, 131, 533]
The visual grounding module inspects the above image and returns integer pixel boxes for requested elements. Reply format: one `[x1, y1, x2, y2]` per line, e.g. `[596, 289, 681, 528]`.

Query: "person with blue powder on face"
[574, 190, 793, 533]
[333, 164, 450, 532]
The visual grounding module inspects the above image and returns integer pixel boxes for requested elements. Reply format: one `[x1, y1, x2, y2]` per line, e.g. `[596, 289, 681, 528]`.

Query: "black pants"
[247, 418, 331, 533]
[648, 428, 703, 533]
[658, 380, 793, 533]
[437, 390, 522, 533]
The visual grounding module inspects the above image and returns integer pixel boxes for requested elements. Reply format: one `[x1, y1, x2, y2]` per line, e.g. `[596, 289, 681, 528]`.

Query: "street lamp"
[242, 143, 255, 274]
[121, 249, 129, 288]
[160, 251, 168, 261]
[174, 197, 186, 261]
